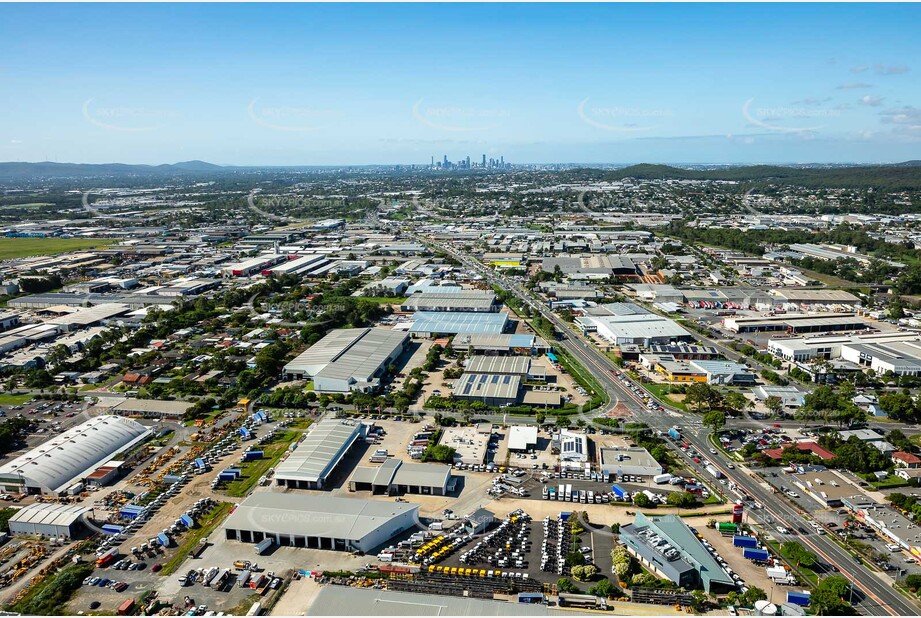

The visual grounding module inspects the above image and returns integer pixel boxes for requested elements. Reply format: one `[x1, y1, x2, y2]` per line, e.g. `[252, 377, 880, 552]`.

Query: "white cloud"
[836, 82, 872, 90]
[859, 95, 885, 107]
[850, 64, 870, 73]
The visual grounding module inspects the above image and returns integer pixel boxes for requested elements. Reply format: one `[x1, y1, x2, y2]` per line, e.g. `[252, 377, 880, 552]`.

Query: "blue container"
[743, 548, 770, 562]
[733, 535, 758, 548]
[611, 484, 626, 499]
[157, 533, 171, 547]
[787, 591, 811, 607]
[195, 458, 206, 469]
[243, 450, 264, 461]
[180, 514, 194, 527]
[101, 524, 124, 535]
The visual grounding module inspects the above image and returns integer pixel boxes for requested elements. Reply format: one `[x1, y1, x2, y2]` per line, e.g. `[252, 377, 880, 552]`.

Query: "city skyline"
[0, 3, 919, 165]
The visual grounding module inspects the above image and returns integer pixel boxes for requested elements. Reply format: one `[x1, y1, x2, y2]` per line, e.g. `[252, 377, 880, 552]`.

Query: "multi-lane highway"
[429, 237, 919, 616]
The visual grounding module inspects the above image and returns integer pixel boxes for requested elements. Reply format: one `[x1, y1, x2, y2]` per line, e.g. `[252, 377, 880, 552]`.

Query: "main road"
[424, 236, 918, 616]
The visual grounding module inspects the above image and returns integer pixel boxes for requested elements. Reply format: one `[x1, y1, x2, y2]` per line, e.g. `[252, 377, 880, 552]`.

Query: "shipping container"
[243, 450, 264, 461]
[96, 547, 118, 567]
[237, 570, 251, 587]
[787, 591, 811, 607]
[157, 533, 171, 548]
[180, 514, 195, 528]
[255, 537, 274, 555]
[706, 465, 722, 479]
[743, 547, 770, 562]
[611, 484, 626, 499]
[733, 535, 758, 548]
[102, 524, 125, 535]
[718, 523, 738, 534]
[653, 473, 673, 485]
[117, 599, 135, 616]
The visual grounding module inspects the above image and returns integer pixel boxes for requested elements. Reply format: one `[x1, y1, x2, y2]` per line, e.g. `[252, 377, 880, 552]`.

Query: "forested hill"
[0, 160, 226, 181]
[598, 162, 921, 190]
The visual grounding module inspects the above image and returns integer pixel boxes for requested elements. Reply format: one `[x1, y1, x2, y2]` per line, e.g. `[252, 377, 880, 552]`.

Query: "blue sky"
[0, 3, 918, 165]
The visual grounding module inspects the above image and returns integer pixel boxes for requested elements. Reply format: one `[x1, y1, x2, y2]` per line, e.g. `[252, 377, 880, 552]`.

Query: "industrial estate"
[0, 158, 918, 618]
[0, 3, 919, 616]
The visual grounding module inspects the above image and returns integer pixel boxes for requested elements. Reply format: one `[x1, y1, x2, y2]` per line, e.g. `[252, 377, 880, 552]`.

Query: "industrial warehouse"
[576, 313, 693, 346]
[599, 447, 664, 481]
[223, 493, 419, 553]
[281, 327, 409, 393]
[7, 503, 94, 539]
[408, 312, 510, 337]
[0, 416, 150, 496]
[400, 290, 499, 313]
[274, 418, 365, 489]
[722, 312, 869, 334]
[349, 458, 453, 496]
[768, 331, 921, 375]
[620, 513, 736, 593]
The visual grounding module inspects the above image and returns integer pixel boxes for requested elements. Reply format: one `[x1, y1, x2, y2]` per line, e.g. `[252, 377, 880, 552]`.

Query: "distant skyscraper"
[443, 155, 448, 168]
[500, 156, 504, 167]
[482, 154, 486, 167]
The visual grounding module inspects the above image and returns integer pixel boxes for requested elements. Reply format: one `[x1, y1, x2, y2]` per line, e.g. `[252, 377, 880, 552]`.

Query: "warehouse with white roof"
[349, 458, 452, 496]
[0, 415, 150, 496]
[223, 493, 419, 553]
[576, 313, 693, 346]
[274, 418, 366, 489]
[282, 327, 409, 393]
[8, 503, 94, 538]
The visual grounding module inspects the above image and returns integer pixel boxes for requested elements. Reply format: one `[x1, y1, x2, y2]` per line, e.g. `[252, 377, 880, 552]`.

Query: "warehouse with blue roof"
[408, 312, 509, 337]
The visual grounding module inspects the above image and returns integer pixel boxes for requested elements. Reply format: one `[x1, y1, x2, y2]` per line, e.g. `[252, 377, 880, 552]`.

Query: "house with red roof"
[763, 441, 835, 461]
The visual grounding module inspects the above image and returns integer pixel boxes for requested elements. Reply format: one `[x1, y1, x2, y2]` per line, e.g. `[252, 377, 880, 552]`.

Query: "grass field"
[354, 296, 405, 304]
[221, 426, 308, 498]
[0, 237, 117, 260]
[0, 393, 32, 405]
[161, 502, 233, 576]
[641, 382, 690, 412]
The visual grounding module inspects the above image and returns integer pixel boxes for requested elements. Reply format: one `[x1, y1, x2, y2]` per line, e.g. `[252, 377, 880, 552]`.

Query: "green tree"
[764, 395, 784, 417]
[702, 410, 726, 432]
[724, 391, 749, 413]
[689, 590, 710, 613]
[666, 491, 697, 508]
[783, 542, 817, 568]
[632, 492, 653, 508]
[588, 578, 620, 598]
[810, 576, 852, 615]
[556, 577, 577, 593]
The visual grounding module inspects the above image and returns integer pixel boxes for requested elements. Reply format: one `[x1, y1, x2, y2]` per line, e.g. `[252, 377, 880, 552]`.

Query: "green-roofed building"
[619, 512, 736, 594]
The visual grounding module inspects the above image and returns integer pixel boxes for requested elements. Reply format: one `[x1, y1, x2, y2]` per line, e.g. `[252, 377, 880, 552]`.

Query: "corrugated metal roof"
[410, 312, 509, 335]
[274, 418, 363, 483]
[224, 493, 417, 540]
[306, 586, 573, 616]
[9, 503, 92, 527]
[453, 373, 520, 400]
[0, 415, 150, 494]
